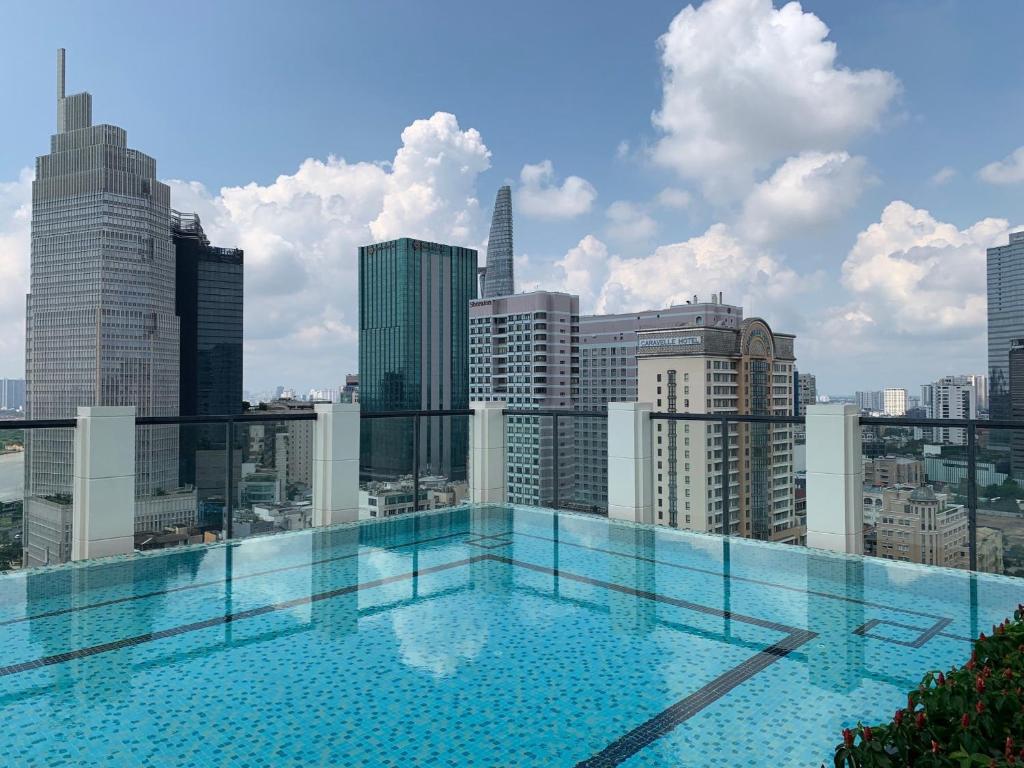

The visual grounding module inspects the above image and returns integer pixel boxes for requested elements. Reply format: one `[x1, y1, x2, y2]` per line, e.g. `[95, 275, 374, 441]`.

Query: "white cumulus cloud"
[840, 201, 1013, 334]
[739, 151, 871, 243]
[0, 169, 32, 375]
[978, 147, 1024, 185]
[656, 187, 692, 209]
[652, 0, 898, 198]
[165, 111, 491, 389]
[560, 223, 816, 319]
[605, 201, 657, 244]
[517, 160, 597, 219]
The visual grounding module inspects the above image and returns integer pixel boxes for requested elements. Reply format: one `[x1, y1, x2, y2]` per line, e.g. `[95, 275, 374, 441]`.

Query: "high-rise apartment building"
[172, 211, 243, 504]
[796, 372, 816, 417]
[0, 379, 25, 412]
[968, 373, 989, 413]
[480, 186, 514, 298]
[855, 390, 884, 413]
[987, 232, 1024, 421]
[24, 51, 181, 566]
[883, 388, 908, 417]
[575, 295, 742, 512]
[636, 318, 799, 543]
[469, 291, 579, 506]
[359, 238, 476, 480]
[924, 375, 977, 446]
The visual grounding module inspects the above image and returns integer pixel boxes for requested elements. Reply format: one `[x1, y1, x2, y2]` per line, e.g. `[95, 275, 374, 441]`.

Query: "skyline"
[2, 0, 1024, 393]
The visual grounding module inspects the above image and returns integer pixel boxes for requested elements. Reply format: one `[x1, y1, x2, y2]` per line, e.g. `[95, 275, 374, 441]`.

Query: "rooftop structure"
[480, 185, 514, 298]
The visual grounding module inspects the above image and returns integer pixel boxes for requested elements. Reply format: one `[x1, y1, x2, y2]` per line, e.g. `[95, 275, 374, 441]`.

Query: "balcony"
[0, 403, 1021, 766]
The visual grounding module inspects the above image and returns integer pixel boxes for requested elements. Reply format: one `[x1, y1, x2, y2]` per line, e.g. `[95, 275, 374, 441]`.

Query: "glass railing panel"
[974, 425, 1023, 576]
[412, 413, 470, 512]
[18, 425, 75, 568]
[230, 419, 314, 539]
[564, 413, 607, 515]
[859, 418, 967, 568]
[133, 422, 227, 550]
[360, 415, 417, 520]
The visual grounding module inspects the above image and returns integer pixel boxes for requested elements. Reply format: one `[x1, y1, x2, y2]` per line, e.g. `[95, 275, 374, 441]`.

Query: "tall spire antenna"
[57, 48, 66, 100]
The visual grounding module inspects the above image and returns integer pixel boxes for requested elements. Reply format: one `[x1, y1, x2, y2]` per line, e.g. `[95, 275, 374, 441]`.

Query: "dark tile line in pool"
[575, 629, 818, 768]
[494, 555, 803, 636]
[853, 617, 953, 648]
[0, 528, 478, 628]
[510, 528, 956, 624]
[0, 556, 486, 678]
[473, 553, 817, 768]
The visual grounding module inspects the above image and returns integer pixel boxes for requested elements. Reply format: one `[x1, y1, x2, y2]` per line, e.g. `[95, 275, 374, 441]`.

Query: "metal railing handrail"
[860, 415, 1024, 430]
[650, 411, 803, 425]
[502, 408, 607, 417]
[0, 418, 77, 430]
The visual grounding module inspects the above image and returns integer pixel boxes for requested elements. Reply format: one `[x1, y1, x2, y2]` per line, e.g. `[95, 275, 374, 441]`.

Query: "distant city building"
[636, 318, 799, 543]
[469, 291, 578, 506]
[480, 185, 514, 298]
[863, 456, 924, 487]
[1009, 340, 1024, 476]
[340, 374, 359, 403]
[359, 238, 476, 479]
[920, 384, 935, 418]
[575, 295, 742, 512]
[875, 486, 966, 568]
[0, 378, 25, 411]
[883, 388, 907, 417]
[24, 51, 182, 566]
[987, 231, 1024, 421]
[924, 375, 977, 446]
[172, 210, 243, 513]
[855, 390, 884, 413]
[796, 372, 817, 417]
[968, 373, 989, 413]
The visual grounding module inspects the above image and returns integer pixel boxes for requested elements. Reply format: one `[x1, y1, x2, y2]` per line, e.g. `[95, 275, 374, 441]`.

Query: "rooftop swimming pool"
[0, 504, 1020, 767]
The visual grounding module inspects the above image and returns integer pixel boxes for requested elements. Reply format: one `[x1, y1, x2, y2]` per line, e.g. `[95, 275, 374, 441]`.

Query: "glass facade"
[172, 211, 243, 508]
[481, 185, 514, 298]
[24, 51, 181, 566]
[987, 231, 1024, 421]
[358, 238, 476, 478]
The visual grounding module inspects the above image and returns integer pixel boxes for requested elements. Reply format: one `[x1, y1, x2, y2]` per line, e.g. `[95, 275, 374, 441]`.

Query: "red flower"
[932, 740, 940, 754]
[977, 676, 986, 693]
[894, 709, 904, 726]
[961, 713, 970, 729]
[916, 712, 926, 729]
[977, 701, 986, 714]
[862, 726, 872, 742]
[937, 672, 945, 686]
[842, 728, 854, 748]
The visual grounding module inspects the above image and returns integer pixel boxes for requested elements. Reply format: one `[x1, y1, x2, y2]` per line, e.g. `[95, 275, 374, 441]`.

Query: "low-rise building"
[863, 456, 924, 487]
[875, 485, 967, 568]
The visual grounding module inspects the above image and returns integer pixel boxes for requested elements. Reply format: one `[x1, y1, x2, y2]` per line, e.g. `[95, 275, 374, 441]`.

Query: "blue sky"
[1, 0, 1023, 395]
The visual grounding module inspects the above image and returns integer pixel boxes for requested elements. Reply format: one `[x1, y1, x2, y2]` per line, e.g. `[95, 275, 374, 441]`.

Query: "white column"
[469, 401, 506, 504]
[806, 404, 864, 554]
[312, 403, 360, 526]
[607, 401, 653, 524]
[72, 406, 136, 561]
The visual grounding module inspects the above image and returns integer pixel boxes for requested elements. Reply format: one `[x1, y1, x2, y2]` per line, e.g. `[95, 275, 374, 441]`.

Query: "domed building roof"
[909, 486, 937, 502]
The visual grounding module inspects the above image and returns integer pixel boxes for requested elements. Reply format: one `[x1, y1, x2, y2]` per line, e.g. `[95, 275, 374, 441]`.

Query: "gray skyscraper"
[987, 231, 1024, 421]
[481, 185, 514, 298]
[23, 50, 181, 566]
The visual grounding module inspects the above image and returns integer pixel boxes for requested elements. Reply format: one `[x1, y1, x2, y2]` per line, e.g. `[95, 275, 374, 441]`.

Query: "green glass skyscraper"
[359, 238, 477, 479]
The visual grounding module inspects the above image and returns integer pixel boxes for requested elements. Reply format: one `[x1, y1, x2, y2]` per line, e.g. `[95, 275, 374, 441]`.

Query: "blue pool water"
[0, 504, 1021, 767]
